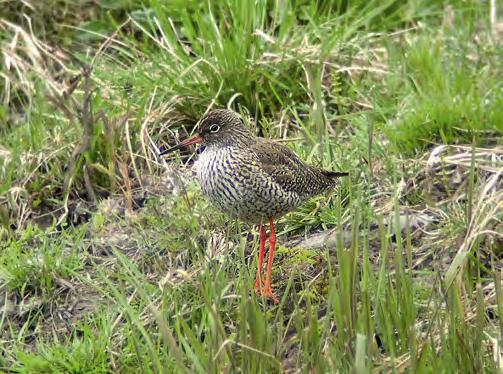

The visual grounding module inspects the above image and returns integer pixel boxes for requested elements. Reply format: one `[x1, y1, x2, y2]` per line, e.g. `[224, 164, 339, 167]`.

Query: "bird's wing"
[250, 138, 332, 195]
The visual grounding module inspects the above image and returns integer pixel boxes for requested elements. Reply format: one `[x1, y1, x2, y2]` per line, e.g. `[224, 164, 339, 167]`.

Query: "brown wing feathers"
[250, 139, 346, 196]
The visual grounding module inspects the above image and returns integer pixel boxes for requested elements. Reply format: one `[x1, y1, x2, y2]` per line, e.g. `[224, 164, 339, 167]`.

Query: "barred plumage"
[196, 145, 303, 222]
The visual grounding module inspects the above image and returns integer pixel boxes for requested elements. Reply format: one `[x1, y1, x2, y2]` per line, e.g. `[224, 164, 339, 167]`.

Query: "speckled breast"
[195, 146, 302, 222]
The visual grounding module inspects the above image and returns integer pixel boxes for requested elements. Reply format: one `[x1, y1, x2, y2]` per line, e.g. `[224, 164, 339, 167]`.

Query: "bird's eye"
[209, 124, 220, 133]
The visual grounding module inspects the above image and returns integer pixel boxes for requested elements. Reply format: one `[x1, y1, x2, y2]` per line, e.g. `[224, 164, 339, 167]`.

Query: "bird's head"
[159, 109, 254, 155]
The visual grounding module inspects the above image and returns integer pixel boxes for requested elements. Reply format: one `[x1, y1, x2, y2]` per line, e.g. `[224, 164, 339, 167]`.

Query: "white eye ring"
[209, 124, 220, 133]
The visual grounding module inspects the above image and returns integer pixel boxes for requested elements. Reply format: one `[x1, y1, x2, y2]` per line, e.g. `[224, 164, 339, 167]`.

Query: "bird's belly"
[195, 150, 301, 222]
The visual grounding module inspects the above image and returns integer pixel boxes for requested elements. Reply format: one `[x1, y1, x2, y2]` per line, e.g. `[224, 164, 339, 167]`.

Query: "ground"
[0, 1, 502, 373]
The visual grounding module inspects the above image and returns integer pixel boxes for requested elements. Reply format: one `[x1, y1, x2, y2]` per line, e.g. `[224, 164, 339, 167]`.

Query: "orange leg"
[261, 217, 278, 303]
[254, 222, 267, 291]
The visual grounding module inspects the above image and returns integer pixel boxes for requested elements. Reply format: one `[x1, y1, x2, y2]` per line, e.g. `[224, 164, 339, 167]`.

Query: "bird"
[160, 109, 348, 302]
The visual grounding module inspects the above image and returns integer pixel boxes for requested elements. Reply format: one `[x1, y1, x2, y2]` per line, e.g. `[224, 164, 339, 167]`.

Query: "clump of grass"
[382, 9, 503, 152]
[0, 225, 84, 297]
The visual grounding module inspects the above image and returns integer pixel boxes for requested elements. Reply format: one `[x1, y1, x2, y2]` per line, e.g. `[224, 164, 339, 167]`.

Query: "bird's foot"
[258, 285, 279, 304]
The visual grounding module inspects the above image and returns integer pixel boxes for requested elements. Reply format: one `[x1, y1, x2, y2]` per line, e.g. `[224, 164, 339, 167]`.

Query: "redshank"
[160, 109, 347, 302]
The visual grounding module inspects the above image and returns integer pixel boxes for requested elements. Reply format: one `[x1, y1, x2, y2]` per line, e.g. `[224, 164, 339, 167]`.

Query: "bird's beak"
[159, 133, 203, 156]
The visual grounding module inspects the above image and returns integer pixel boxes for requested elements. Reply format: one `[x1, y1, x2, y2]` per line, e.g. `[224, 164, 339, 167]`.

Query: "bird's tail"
[322, 170, 349, 188]
[323, 171, 349, 178]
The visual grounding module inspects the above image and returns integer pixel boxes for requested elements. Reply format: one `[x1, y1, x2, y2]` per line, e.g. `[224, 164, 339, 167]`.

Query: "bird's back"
[250, 138, 345, 197]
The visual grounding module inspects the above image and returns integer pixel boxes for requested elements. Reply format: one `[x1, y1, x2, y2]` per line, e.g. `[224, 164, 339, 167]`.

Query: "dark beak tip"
[158, 145, 180, 156]
[158, 147, 169, 156]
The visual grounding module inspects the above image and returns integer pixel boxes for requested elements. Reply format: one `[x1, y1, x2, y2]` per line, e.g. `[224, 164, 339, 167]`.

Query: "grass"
[1, 0, 502, 372]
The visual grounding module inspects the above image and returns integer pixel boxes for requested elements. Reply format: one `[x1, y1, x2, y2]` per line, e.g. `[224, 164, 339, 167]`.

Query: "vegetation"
[1, 0, 502, 372]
